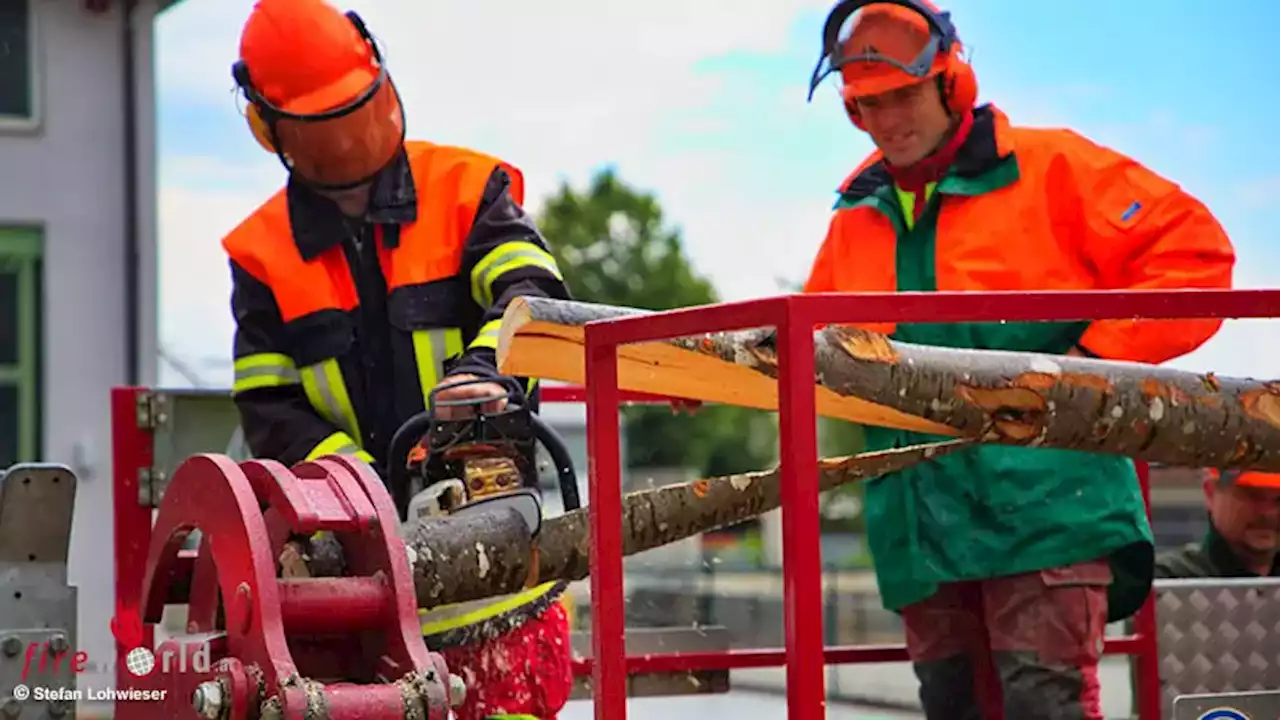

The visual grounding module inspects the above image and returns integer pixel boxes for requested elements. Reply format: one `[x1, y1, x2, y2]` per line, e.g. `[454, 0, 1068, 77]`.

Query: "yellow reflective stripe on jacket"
[484, 716, 540, 720]
[470, 241, 563, 308]
[304, 431, 374, 463]
[300, 360, 363, 444]
[419, 581, 559, 636]
[467, 319, 502, 351]
[412, 328, 464, 405]
[232, 353, 300, 394]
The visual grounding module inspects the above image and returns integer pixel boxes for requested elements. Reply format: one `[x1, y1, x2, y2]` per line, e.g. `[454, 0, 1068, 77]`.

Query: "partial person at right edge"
[1155, 469, 1280, 579]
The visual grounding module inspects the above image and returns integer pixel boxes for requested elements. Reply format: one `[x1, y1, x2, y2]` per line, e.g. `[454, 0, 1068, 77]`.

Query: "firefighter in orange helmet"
[222, 1, 573, 718]
[802, 1, 1235, 718]
[1156, 469, 1280, 578]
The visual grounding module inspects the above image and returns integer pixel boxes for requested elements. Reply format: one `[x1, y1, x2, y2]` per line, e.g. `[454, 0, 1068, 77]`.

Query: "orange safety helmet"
[1207, 468, 1280, 489]
[232, 0, 406, 190]
[805, 0, 977, 130]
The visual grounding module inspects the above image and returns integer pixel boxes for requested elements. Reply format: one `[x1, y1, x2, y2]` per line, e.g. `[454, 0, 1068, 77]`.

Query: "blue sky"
[154, 0, 1280, 385]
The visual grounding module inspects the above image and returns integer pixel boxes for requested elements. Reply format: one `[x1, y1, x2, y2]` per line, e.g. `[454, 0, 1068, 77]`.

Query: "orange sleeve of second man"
[1065, 141, 1236, 364]
[803, 215, 841, 294]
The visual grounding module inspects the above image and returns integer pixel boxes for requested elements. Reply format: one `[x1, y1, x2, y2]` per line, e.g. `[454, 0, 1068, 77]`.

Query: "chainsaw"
[387, 375, 582, 530]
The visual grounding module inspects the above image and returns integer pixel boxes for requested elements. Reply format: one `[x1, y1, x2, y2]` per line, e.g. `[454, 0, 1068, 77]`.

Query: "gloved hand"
[432, 373, 508, 419]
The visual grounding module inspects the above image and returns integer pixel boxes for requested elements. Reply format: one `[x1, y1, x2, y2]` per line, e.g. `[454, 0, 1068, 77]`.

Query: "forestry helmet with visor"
[232, 0, 406, 191]
[806, 0, 977, 129]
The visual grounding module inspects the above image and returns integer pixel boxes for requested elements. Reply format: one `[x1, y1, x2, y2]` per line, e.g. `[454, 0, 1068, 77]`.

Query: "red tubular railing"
[578, 288, 1280, 720]
[109, 287, 1280, 719]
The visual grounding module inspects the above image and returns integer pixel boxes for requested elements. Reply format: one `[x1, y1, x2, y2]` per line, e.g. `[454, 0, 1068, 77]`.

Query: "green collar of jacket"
[833, 104, 1021, 216]
[822, 103, 1152, 620]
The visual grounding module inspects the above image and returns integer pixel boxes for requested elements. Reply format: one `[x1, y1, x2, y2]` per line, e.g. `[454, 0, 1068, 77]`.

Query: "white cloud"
[155, 0, 1279, 388]
[156, 0, 834, 380]
[158, 157, 281, 387]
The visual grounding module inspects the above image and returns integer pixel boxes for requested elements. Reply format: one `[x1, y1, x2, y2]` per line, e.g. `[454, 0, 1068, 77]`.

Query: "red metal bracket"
[119, 452, 454, 719]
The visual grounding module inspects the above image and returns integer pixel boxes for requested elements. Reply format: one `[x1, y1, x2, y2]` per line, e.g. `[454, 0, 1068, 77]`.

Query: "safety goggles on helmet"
[806, 0, 958, 103]
[233, 11, 407, 191]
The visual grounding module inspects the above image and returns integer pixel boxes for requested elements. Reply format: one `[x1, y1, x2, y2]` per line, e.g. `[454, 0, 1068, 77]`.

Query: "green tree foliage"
[537, 167, 776, 476]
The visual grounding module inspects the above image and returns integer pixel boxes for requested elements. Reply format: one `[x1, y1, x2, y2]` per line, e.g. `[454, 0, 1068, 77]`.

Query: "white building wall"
[0, 0, 162, 702]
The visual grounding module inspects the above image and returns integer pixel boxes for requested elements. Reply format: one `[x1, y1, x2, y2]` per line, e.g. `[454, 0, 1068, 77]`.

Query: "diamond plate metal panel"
[1155, 578, 1280, 720]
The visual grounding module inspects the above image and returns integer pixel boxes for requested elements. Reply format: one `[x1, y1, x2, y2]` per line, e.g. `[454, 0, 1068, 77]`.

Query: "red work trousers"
[901, 558, 1112, 720]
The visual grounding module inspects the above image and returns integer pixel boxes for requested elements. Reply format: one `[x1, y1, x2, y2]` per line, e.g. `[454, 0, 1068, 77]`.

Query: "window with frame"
[0, 0, 35, 124]
[0, 228, 43, 469]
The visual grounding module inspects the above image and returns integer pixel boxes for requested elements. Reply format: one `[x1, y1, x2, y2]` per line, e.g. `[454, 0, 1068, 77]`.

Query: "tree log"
[406, 440, 970, 608]
[498, 296, 1280, 471]
[496, 296, 956, 435]
[817, 325, 1280, 471]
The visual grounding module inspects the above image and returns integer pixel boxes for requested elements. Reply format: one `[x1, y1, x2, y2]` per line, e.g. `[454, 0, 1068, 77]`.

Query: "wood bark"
[816, 324, 1280, 471]
[496, 296, 956, 435]
[405, 440, 970, 608]
[498, 296, 1280, 471]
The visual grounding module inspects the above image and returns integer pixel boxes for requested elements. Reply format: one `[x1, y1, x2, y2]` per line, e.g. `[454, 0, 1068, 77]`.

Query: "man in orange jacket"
[803, 1, 1236, 718]
[222, 1, 573, 717]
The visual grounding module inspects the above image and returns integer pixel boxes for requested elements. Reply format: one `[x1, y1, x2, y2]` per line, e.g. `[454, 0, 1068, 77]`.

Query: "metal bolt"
[448, 674, 467, 707]
[46, 634, 69, 655]
[192, 681, 223, 719]
[0, 698, 20, 718]
[0, 636, 22, 657]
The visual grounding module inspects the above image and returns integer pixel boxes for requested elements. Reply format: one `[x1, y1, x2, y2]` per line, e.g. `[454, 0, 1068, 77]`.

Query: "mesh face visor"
[806, 0, 956, 102]
[259, 72, 407, 191]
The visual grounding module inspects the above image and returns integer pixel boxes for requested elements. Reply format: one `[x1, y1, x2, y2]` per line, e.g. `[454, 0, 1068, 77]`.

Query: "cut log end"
[496, 296, 537, 366]
[1241, 384, 1280, 429]
[748, 344, 778, 374]
[827, 325, 899, 364]
[955, 384, 1048, 441]
[1139, 377, 1194, 405]
[1011, 371, 1113, 394]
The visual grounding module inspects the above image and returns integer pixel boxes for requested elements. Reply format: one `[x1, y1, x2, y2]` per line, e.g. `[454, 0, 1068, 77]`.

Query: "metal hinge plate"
[135, 391, 169, 430]
[137, 467, 168, 507]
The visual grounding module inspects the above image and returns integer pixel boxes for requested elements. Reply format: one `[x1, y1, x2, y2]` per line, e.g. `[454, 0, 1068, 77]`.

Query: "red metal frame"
[578, 288, 1280, 720]
[108, 287, 1280, 719]
[107, 383, 672, 713]
[123, 453, 450, 718]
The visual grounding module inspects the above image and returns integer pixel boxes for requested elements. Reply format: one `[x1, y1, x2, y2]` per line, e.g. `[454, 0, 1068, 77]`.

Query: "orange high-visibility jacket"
[803, 103, 1235, 619]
